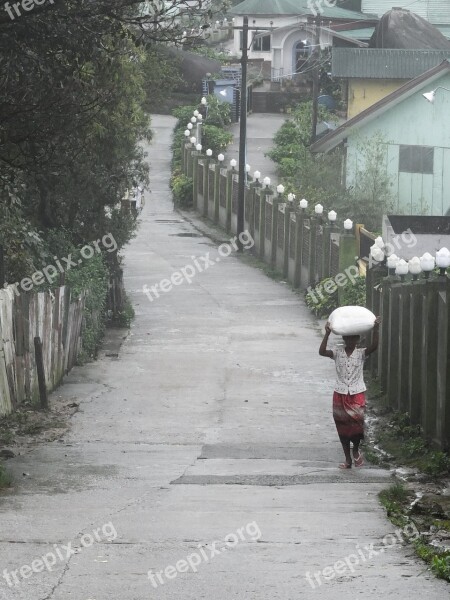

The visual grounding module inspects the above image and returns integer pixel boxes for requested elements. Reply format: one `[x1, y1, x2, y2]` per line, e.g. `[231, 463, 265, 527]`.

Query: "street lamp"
[343, 218, 353, 232]
[314, 203, 323, 215]
[218, 153, 225, 163]
[420, 252, 435, 278]
[408, 256, 422, 281]
[263, 177, 271, 188]
[436, 247, 450, 276]
[206, 149, 213, 157]
[387, 253, 399, 276]
[190, 136, 196, 146]
[184, 130, 190, 137]
[193, 110, 199, 117]
[370, 244, 385, 264]
[277, 184, 285, 196]
[187, 123, 193, 130]
[191, 116, 197, 123]
[196, 144, 202, 152]
[299, 198, 308, 210]
[395, 258, 408, 281]
[422, 87, 450, 103]
[245, 164, 251, 173]
[328, 210, 337, 222]
[254, 170, 261, 182]
[230, 158, 237, 170]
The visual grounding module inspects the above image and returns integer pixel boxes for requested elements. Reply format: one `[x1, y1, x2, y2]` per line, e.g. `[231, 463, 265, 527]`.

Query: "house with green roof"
[311, 61, 450, 216]
[230, 0, 377, 81]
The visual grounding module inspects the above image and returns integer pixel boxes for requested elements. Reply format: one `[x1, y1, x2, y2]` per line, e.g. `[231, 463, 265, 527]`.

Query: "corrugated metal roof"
[332, 48, 450, 78]
[230, 0, 375, 20]
[362, 1, 450, 24]
[339, 27, 375, 39]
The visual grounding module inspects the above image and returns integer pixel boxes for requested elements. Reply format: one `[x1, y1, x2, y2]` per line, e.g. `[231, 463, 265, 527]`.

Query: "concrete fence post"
[293, 209, 306, 288]
[226, 168, 235, 234]
[283, 201, 292, 277]
[337, 231, 357, 305]
[271, 197, 281, 267]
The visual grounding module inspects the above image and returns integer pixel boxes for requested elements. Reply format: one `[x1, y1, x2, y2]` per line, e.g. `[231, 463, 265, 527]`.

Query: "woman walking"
[319, 318, 380, 469]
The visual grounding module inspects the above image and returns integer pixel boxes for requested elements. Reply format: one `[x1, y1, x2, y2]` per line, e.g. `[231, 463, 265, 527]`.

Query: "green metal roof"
[338, 27, 375, 40]
[332, 48, 450, 79]
[230, 0, 375, 20]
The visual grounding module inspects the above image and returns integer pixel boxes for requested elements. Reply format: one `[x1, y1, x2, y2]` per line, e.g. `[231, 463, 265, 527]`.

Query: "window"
[252, 33, 271, 52]
[399, 145, 434, 174]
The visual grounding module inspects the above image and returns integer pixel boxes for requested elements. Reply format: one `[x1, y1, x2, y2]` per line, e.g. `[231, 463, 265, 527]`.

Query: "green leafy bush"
[65, 253, 109, 362]
[202, 124, 233, 156]
[340, 275, 366, 307]
[304, 277, 339, 318]
[171, 172, 193, 207]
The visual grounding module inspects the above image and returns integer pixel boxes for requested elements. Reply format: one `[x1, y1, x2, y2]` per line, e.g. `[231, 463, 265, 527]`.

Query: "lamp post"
[395, 258, 408, 282]
[277, 184, 285, 198]
[237, 15, 249, 252]
[299, 198, 308, 211]
[436, 247, 450, 276]
[343, 218, 353, 233]
[420, 252, 435, 279]
[254, 170, 261, 184]
[408, 256, 422, 281]
[263, 177, 271, 189]
[387, 253, 399, 276]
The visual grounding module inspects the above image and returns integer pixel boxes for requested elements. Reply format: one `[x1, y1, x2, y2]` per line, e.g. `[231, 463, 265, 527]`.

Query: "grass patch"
[379, 482, 411, 527]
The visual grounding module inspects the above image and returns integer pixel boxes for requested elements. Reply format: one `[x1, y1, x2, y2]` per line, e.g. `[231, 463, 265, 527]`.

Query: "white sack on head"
[329, 306, 376, 336]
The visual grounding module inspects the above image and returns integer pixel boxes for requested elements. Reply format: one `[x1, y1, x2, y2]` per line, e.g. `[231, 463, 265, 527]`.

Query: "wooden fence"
[185, 148, 362, 290]
[0, 285, 86, 415]
[366, 267, 450, 448]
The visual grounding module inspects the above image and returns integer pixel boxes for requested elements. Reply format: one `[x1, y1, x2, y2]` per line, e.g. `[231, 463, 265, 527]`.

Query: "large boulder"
[369, 8, 450, 49]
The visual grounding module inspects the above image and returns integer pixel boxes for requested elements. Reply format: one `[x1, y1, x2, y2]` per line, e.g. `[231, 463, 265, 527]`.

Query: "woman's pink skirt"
[333, 391, 365, 444]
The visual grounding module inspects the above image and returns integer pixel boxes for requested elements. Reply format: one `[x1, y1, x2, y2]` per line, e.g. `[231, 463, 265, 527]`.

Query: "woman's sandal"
[353, 451, 364, 467]
[339, 462, 352, 469]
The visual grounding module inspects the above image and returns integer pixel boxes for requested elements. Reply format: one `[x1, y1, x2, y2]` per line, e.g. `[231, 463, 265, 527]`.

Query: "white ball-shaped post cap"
[254, 170, 261, 180]
[287, 193, 295, 202]
[374, 236, 384, 249]
[328, 210, 337, 221]
[277, 184, 285, 194]
[299, 198, 308, 209]
[184, 130, 190, 137]
[387, 254, 399, 270]
[395, 258, 409, 276]
[197, 114, 203, 122]
[344, 218, 353, 230]
[314, 203, 323, 215]
[187, 123, 193, 130]
[206, 149, 213, 157]
[420, 252, 435, 272]
[201, 97, 207, 105]
[371, 247, 385, 263]
[408, 256, 422, 275]
[263, 177, 271, 186]
[190, 136, 196, 144]
[218, 153, 225, 162]
[196, 144, 202, 152]
[436, 247, 450, 268]
[191, 116, 197, 123]
[193, 110, 199, 117]
[245, 164, 251, 173]
[230, 159, 237, 168]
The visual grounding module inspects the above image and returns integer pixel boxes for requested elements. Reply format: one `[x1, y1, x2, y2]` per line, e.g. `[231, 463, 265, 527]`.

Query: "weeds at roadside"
[0, 463, 12, 489]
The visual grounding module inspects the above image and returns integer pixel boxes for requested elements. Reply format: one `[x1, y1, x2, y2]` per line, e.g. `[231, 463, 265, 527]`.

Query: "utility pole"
[237, 15, 249, 252]
[310, 15, 321, 145]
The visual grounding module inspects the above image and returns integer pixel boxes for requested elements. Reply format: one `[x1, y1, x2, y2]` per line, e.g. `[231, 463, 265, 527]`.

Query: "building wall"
[345, 72, 450, 215]
[348, 78, 406, 117]
[362, 0, 450, 23]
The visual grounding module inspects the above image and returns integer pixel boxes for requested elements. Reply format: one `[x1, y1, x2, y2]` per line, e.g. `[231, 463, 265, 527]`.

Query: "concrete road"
[0, 115, 447, 600]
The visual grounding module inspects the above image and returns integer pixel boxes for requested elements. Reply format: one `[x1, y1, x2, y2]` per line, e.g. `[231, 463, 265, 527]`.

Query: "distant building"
[311, 61, 450, 216]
